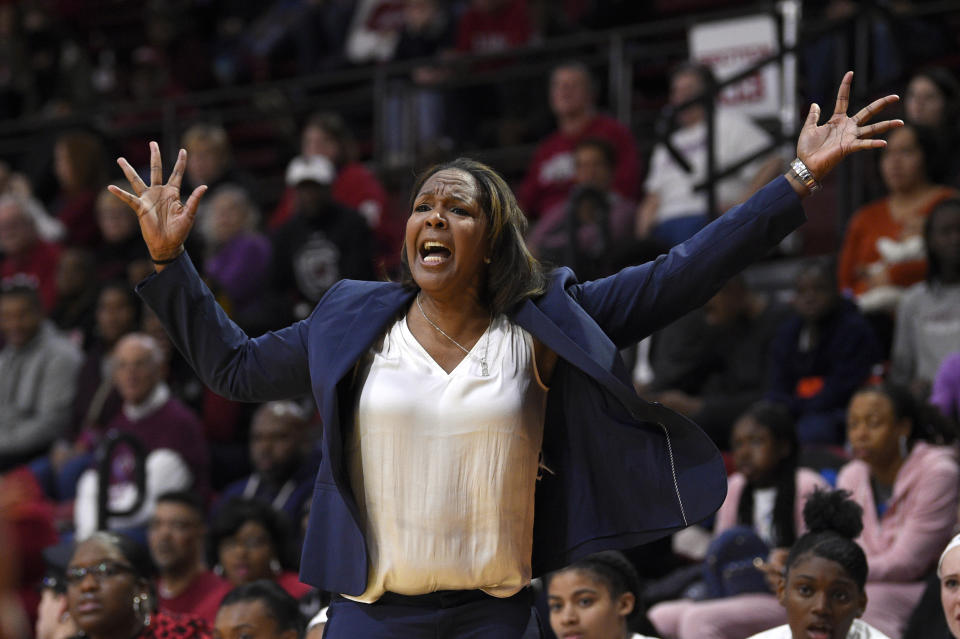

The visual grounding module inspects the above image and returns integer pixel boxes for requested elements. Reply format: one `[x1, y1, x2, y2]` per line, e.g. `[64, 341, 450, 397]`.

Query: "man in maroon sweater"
[73, 333, 209, 537]
[519, 61, 640, 219]
[150, 491, 231, 624]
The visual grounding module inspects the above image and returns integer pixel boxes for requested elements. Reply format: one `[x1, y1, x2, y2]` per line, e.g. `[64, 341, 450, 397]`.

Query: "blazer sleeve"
[137, 252, 321, 402]
[570, 176, 806, 347]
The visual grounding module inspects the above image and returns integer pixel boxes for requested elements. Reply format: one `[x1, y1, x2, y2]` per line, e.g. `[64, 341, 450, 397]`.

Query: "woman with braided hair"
[747, 489, 889, 639]
[546, 551, 657, 639]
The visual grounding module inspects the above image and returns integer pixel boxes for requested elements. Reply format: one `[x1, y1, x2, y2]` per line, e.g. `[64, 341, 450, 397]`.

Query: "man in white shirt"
[636, 62, 784, 246]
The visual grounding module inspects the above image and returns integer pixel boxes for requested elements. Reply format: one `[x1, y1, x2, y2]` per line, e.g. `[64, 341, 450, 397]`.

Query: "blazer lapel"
[325, 284, 416, 384]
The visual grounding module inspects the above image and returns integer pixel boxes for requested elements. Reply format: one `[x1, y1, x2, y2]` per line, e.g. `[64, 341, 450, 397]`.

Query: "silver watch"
[790, 158, 821, 193]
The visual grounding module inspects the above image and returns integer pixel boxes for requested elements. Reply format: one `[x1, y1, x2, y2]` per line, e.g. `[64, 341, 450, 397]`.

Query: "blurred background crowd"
[2, 0, 960, 638]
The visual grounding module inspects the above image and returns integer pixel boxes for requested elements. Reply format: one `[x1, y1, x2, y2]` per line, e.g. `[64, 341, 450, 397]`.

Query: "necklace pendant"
[481, 359, 489, 377]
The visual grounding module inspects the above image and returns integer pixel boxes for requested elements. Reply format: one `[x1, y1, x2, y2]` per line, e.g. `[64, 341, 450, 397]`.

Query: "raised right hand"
[107, 141, 207, 263]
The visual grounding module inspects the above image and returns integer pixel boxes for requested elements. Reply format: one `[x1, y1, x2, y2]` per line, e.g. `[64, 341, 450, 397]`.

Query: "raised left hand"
[797, 71, 902, 180]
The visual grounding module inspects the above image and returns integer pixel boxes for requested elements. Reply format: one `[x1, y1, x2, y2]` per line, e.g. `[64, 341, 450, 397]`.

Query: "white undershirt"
[345, 313, 549, 603]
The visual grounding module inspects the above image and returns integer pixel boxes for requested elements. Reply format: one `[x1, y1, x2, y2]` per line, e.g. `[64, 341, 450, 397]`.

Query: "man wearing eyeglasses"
[149, 492, 231, 624]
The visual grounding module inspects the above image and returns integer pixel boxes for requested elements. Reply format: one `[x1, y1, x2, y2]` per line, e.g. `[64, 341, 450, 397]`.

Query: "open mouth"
[806, 623, 832, 639]
[419, 240, 452, 264]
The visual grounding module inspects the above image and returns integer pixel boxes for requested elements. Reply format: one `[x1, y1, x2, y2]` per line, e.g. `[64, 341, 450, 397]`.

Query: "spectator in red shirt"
[0, 194, 62, 312]
[149, 492, 232, 624]
[519, 61, 639, 219]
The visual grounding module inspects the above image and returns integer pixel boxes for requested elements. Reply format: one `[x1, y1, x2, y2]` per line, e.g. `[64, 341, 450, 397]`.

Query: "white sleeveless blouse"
[344, 312, 549, 603]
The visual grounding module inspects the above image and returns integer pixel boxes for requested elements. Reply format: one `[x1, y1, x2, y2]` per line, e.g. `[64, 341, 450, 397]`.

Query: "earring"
[484, 257, 491, 264]
[898, 434, 908, 459]
[213, 564, 225, 577]
[270, 558, 282, 575]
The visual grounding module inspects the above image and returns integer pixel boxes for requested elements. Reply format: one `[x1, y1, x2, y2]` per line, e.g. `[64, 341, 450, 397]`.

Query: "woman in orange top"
[838, 123, 956, 313]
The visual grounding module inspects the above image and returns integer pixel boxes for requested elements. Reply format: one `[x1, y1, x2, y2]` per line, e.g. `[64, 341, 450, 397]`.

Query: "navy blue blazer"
[138, 177, 805, 596]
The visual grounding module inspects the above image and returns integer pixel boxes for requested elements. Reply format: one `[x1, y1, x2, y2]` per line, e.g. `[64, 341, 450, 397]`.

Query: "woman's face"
[66, 538, 144, 639]
[905, 76, 946, 127]
[880, 127, 927, 194]
[218, 520, 277, 586]
[779, 554, 866, 639]
[941, 546, 960, 638]
[547, 569, 633, 639]
[404, 168, 489, 303]
[214, 600, 293, 639]
[846, 391, 910, 472]
[730, 415, 785, 486]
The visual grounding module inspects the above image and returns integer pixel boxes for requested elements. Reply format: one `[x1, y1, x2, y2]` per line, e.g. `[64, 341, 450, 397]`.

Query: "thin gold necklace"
[416, 294, 491, 376]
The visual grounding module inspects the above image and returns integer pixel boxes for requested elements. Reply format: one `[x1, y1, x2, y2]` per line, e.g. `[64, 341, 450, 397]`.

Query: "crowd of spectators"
[1, 1, 960, 639]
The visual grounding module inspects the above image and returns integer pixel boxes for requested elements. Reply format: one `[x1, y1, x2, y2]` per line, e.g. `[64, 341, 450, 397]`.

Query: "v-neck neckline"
[402, 312, 493, 377]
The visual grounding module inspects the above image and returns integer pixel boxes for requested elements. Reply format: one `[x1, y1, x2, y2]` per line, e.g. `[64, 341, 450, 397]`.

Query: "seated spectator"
[209, 498, 311, 599]
[268, 113, 393, 271]
[270, 155, 374, 322]
[94, 185, 151, 284]
[149, 491, 231, 624]
[49, 131, 106, 249]
[218, 402, 318, 524]
[646, 276, 786, 446]
[547, 551, 658, 639]
[50, 248, 98, 346]
[0, 284, 82, 471]
[65, 532, 211, 639]
[180, 124, 257, 211]
[0, 194, 62, 312]
[744, 490, 891, 639]
[890, 197, 960, 397]
[903, 67, 960, 185]
[519, 61, 638, 220]
[940, 534, 960, 638]
[767, 259, 881, 445]
[838, 383, 959, 637]
[526, 137, 637, 280]
[931, 350, 960, 423]
[837, 123, 956, 317]
[214, 580, 305, 639]
[73, 333, 209, 539]
[636, 62, 783, 247]
[647, 403, 829, 639]
[198, 185, 272, 335]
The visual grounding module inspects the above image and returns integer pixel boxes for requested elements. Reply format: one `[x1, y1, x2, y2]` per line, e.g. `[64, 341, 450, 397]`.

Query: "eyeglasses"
[65, 561, 135, 586]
